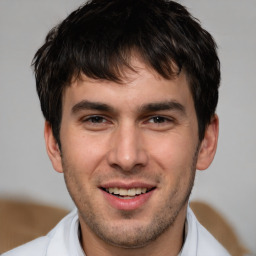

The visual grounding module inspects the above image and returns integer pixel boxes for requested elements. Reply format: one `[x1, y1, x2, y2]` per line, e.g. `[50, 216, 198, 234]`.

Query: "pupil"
[92, 116, 102, 123]
[154, 116, 164, 123]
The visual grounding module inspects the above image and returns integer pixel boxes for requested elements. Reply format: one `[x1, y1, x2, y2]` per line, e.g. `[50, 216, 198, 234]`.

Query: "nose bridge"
[107, 121, 147, 171]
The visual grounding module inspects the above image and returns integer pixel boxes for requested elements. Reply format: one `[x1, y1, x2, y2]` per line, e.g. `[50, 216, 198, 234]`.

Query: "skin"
[45, 59, 218, 256]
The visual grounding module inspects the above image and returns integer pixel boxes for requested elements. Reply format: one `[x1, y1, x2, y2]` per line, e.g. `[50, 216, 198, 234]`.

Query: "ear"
[196, 114, 219, 170]
[44, 121, 63, 173]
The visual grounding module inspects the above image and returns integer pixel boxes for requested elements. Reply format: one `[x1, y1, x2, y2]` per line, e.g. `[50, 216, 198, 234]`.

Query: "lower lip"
[101, 189, 155, 211]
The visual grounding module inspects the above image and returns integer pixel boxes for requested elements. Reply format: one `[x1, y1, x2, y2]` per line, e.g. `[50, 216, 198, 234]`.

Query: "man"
[4, 0, 230, 255]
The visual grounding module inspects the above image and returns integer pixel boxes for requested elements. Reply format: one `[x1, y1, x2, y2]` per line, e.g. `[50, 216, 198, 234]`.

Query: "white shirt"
[3, 207, 230, 256]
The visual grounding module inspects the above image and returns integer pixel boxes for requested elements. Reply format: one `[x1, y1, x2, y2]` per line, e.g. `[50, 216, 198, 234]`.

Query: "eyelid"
[82, 115, 109, 123]
[79, 115, 114, 132]
[139, 115, 177, 132]
[144, 115, 174, 123]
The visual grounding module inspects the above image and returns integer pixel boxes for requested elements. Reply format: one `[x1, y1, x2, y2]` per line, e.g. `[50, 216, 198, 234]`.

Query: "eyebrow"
[71, 100, 186, 116]
[139, 101, 186, 115]
[71, 100, 114, 114]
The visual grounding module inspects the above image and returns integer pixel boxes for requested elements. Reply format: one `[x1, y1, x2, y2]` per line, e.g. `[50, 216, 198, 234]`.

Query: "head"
[33, 0, 220, 148]
[33, 0, 220, 253]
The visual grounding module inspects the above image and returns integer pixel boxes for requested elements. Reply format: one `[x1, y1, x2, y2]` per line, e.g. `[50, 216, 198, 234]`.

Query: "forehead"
[62, 59, 194, 114]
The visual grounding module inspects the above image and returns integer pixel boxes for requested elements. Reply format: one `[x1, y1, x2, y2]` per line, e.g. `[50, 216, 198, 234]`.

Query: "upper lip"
[99, 181, 156, 190]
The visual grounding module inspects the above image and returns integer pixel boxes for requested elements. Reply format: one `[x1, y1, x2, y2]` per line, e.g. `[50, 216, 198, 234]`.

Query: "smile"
[100, 186, 156, 210]
[102, 187, 153, 199]
[104, 188, 149, 198]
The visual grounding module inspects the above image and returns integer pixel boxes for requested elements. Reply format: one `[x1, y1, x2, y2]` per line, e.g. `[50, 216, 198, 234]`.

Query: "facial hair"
[62, 144, 199, 249]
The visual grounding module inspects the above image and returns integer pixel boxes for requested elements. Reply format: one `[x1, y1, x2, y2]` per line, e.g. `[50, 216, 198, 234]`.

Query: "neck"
[79, 206, 187, 256]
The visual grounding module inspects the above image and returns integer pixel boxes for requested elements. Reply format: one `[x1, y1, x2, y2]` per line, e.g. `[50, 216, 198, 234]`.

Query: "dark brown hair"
[33, 0, 220, 146]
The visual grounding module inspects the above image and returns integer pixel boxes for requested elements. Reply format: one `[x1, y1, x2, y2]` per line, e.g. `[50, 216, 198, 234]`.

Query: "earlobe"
[44, 121, 63, 173]
[196, 115, 219, 171]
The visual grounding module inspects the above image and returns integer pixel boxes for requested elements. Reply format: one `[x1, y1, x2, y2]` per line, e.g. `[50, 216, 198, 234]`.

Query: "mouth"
[101, 187, 156, 199]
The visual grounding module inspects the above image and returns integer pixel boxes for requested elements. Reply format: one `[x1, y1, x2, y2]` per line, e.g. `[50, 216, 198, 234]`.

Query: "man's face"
[46, 60, 215, 249]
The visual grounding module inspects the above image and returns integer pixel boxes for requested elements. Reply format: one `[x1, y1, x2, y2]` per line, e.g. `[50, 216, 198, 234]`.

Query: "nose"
[106, 123, 148, 172]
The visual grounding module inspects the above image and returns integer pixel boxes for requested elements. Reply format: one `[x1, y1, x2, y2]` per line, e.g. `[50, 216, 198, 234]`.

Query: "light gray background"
[0, 0, 255, 254]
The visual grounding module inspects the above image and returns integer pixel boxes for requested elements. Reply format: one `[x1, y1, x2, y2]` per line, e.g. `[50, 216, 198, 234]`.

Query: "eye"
[148, 116, 173, 124]
[148, 116, 168, 123]
[144, 115, 176, 131]
[81, 115, 112, 131]
[84, 115, 107, 124]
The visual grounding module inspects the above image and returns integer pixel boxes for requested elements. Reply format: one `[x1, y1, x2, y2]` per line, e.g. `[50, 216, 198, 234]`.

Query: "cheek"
[147, 133, 196, 171]
[61, 132, 107, 177]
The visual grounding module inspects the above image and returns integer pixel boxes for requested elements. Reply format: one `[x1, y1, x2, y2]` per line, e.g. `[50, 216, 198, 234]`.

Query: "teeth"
[128, 188, 136, 196]
[105, 187, 148, 196]
[119, 188, 127, 196]
[114, 188, 119, 194]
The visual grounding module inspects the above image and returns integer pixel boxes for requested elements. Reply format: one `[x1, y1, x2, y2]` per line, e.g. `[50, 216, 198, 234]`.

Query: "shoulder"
[182, 207, 230, 256]
[195, 220, 230, 256]
[2, 237, 49, 256]
[2, 209, 79, 256]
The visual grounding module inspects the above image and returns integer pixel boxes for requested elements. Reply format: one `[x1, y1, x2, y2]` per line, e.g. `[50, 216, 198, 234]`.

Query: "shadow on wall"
[0, 198, 251, 255]
[190, 201, 250, 256]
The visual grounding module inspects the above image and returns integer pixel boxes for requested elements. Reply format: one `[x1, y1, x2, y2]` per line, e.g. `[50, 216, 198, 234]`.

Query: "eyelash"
[82, 115, 109, 124]
[147, 116, 173, 124]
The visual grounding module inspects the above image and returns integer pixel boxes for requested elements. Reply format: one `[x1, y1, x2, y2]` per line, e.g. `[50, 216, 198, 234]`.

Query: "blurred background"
[0, 0, 255, 254]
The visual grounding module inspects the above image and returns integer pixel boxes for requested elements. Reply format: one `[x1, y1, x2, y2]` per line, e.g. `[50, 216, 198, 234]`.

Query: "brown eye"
[151, 116, 166, 123]
[148, 116, 172, 124]
[81, 115, 113, 131]
[83, 115, 107, 124]
[144, 115, 176, 131]
[88, 116, 105, 123]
